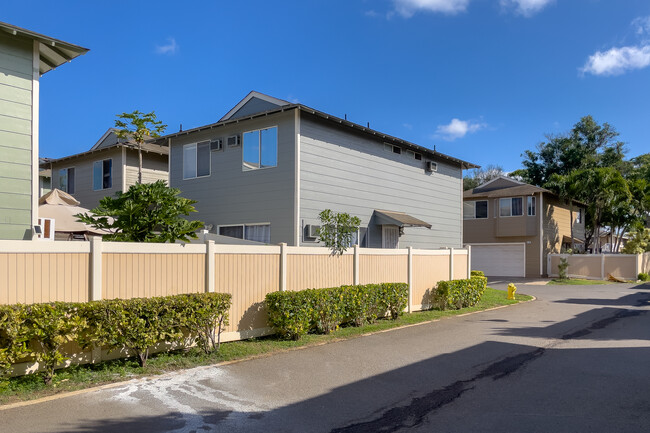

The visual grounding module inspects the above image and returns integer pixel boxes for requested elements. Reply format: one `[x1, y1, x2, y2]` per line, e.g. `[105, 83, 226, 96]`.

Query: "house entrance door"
[382, 225, 399, 249]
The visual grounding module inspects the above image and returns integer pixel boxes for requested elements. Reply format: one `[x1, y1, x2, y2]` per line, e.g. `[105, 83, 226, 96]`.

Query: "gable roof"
[219, 91, 291, 122]
[0, 21, 89, 75]
[464, 183, 549, 199]
[163, 92, 479, 169]
[42, 140, 168, 166]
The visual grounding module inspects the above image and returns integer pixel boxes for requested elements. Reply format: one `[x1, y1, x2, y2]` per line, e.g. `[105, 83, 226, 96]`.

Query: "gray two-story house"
[166, 91, 477, 248]
[45, 128, 169, 210]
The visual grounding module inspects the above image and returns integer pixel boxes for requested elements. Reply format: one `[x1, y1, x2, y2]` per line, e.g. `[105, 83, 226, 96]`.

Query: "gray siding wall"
[50, 148, 124, 210]
[299, 115, 463, 249]
[0, 33, 33, 239]
[124, 149, 168, 186]
[169, 110, 296, 245]
[229, 99, 282, 120]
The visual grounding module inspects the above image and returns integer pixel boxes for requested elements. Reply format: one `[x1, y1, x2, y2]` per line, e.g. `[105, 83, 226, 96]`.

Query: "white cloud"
[581, 45, 650, 76]
[435, 118, 486, 141]
[155, 37, 178, 55]
[632, 16, 650, 37]
[393, 0, 470, 17]
[499, 0, 554, 17]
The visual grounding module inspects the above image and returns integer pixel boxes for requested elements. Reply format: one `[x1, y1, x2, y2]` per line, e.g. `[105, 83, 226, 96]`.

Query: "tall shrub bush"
[24, 303, 85, 384]
[434, 276, 487, 310]
[265, 283, 408, 340]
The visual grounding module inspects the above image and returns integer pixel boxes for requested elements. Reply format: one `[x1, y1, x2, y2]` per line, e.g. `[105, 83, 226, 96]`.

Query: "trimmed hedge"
[434, 276, 487, 310]
[0, 292, 231, 383]
[638, 273, 649, 282]
[265, 283, 408, 340]
[470, 270, 485, 277]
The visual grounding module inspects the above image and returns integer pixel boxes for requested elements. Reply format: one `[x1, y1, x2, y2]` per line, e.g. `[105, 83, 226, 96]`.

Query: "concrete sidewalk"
[3, 282, 649, 433]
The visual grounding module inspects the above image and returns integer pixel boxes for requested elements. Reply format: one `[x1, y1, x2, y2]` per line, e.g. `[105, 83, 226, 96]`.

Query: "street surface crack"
[330, 349, 544, 433]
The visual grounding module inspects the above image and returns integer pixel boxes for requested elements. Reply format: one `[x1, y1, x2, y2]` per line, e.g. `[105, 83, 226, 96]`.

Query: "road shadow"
[554, 292, 650, 307]
[47, 339, 650, 433]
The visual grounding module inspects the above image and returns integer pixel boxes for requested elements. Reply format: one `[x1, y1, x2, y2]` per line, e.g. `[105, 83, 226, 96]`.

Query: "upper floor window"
[59, 167, 75, 194]
[243, 126, 277, 171]
[183, 141, 210, 179]
[500, 197, 523, 217]
[464, 200, 488, 219]
[527, 196, 536, 216]
[576, 208, 582, 224]
[93, 159, 112, 190]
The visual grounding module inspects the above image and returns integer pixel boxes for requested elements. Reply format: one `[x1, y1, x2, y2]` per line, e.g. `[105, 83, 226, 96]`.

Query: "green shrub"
[266, 290, 313, 340]
[470, 270, 485, 277]
[558, 258, 569, 280]
[79, 297, 179, 368]
[434, 276, 487, 310]
[265, 283, 409, 340]
[170, 293, 232, 353]
[0, 305, 30, 384]
[23, 302, 85, 385]
[377, 283, 409, 320]
[639, 273, 650, 282]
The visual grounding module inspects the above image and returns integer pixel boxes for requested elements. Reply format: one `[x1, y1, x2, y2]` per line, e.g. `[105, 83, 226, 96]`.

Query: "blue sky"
[4, 0, 650, 171]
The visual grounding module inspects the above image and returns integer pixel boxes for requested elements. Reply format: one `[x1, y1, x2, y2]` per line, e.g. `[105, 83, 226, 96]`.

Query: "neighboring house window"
[93, 159, 112, 190]
[243, 126, 278, 170]
[463, 200, 488, 219]
[527, 196, 536, 216]
[219, 223, 271, 243]
[183, 141, 211, 179]
[576, 209, 582, 223]
[59, 168, 75, 194]
[500, 197, 523, 217]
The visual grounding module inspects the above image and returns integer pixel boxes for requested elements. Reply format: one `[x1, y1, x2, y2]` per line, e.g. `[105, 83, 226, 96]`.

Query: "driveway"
[3, 281, 650, 432]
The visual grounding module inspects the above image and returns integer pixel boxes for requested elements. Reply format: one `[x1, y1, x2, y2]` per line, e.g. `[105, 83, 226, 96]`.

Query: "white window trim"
[59, 166, 75, 194]
[499, 197, 524, 218]
[527, 196, 536, 216]
[464, 200, 489, 220]
[182, 142, 211, 180]
[93, 158, 113, 191]
[242, 126, 279, 172]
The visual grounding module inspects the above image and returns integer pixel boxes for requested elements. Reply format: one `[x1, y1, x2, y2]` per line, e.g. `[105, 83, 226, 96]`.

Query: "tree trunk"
[138, 141, 143, 184]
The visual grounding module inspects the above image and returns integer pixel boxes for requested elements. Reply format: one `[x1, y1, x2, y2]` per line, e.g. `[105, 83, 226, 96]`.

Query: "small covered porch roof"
[373, 210, 432, 229]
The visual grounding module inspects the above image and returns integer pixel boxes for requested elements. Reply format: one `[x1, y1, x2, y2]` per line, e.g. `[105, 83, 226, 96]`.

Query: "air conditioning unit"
[227, 135, 240, 147]
[426, 161, 438, 173]
[210, 139, 222, 151]
[306, 224, 321, 239]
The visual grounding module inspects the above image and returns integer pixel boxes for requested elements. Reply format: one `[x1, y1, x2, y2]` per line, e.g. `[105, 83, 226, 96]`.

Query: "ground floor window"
[219, 223, 271, 243]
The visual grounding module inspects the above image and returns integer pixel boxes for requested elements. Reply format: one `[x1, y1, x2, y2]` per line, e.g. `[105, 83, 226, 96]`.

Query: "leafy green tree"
[621, 226, 650, 254]
[463, 164, 505, 190]
[115, 111, 167, 184]
[572, 168, 629, 252]
[318, 209, 362, 256]
[519, 116, 624, 186]
[76, 180, 203, 243]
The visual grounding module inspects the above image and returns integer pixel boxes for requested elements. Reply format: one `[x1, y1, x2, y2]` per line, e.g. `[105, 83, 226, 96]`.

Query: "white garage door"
[469, 244, 525, 277]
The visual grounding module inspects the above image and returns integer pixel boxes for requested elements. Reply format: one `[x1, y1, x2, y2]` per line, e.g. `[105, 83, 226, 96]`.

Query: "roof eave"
[161, 104, 479, 169]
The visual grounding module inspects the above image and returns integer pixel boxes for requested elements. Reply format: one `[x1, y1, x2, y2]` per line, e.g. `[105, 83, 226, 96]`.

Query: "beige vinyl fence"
[547, 252, 650, 281]
[0, 239, 471, 373]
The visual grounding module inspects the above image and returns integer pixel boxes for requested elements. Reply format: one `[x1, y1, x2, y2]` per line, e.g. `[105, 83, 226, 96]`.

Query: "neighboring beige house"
[463, 176, 585, 277]
[0, 21, 88, 240]
[43, 128, 168, 209]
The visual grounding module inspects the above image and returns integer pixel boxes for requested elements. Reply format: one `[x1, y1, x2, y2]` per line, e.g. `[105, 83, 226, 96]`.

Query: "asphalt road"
[2, 280, 649, 433]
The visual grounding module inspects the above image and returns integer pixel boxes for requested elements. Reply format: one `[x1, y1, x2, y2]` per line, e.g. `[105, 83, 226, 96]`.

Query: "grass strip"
[0, 287, 532, 405]
[547, 278, 618, 285]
